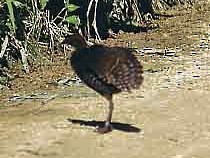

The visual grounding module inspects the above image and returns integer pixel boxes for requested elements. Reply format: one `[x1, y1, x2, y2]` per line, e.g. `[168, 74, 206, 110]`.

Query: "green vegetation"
[0, 0, 196, 88]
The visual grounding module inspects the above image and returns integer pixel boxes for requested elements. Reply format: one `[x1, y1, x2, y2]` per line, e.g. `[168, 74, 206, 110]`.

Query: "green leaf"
[40, 0, 48, 10]
[66, 4, 80, 12]
[13, 1, 24, 8]
[65, 15, 79, 25]
[6, 0, 16, 34]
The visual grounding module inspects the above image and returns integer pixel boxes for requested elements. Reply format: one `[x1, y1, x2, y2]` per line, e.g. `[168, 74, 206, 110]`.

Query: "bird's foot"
[96, 124, 113, 134]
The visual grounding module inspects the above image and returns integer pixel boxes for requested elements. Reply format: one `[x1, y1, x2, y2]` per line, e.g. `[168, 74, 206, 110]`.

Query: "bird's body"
[71, 45, 143, 97]
[63, 34, 143, 133]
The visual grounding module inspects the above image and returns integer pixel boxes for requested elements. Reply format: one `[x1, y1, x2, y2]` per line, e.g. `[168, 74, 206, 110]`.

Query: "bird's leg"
[96, 96, 113, 134]
[105, 99, 113, 128]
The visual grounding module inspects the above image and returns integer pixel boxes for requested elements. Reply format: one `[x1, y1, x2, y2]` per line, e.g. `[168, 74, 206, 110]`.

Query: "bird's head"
[62, 34, 88, 49]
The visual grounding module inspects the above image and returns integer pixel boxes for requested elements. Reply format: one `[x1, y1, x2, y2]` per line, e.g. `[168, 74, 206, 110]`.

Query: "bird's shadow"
[67, 118, 141, 133]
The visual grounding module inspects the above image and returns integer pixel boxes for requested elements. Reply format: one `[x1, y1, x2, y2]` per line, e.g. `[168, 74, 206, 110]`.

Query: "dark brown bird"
[63, 34, 143, 134]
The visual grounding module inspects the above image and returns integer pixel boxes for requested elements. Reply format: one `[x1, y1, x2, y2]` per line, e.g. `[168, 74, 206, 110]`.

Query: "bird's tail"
[109, 53, 143, 92]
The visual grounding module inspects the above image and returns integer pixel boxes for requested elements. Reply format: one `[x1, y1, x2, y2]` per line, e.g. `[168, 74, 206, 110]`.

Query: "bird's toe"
[95, 125, 113, 134]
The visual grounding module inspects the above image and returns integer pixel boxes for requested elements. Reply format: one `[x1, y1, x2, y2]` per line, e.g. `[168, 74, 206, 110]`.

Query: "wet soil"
[0, 2, 210, 158]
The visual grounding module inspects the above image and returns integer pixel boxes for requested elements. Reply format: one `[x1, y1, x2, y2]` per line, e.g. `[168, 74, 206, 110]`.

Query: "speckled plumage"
[71, 45, 143, 97]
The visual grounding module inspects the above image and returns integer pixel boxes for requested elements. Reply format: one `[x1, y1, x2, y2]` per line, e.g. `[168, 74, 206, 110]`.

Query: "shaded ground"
[0, 2, 210, 158]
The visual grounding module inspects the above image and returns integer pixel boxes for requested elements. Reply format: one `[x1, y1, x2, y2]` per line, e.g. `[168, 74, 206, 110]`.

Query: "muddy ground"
[0, 2, 210, 158]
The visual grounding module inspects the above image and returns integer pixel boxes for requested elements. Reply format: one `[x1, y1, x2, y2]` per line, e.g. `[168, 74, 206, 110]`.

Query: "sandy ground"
[0, 2, 210, 158]
[0, 87, 210, 158]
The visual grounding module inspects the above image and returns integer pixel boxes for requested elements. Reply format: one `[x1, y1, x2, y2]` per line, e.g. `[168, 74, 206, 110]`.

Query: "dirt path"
[0, 89, 210, 158]
[0, 3, 210, 158]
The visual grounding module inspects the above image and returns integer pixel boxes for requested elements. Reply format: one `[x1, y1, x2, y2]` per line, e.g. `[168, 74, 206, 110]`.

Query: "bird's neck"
[74, 40, 89, 50]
